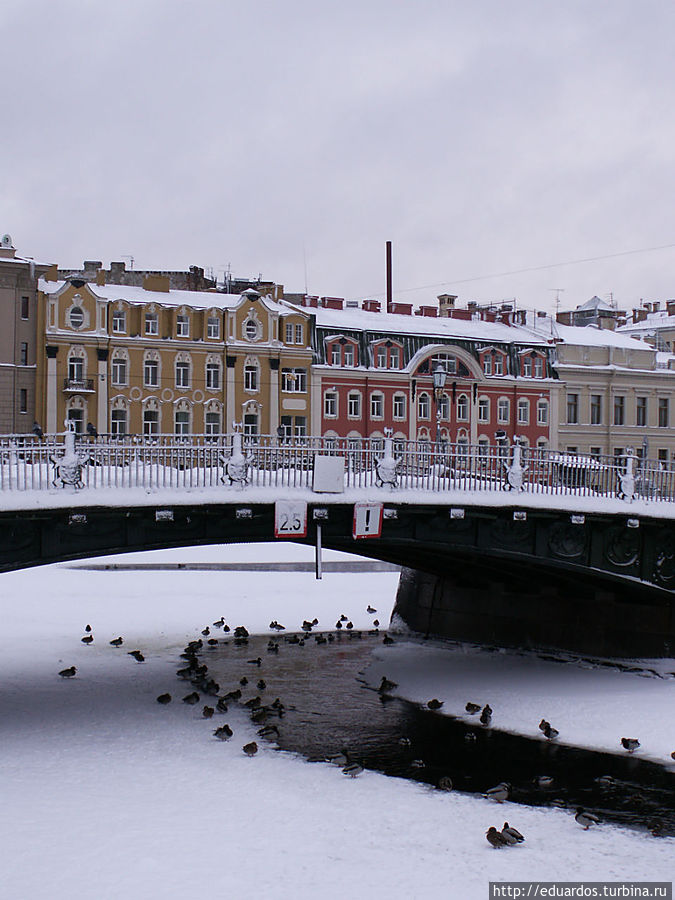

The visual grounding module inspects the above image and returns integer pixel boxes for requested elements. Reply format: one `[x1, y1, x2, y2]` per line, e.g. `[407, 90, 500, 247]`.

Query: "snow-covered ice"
[1, 542, 673, 900]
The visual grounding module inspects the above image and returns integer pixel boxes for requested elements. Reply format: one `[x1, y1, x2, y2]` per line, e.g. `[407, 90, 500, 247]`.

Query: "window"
[205, 411, 221, 435]
[566, 393, 579, 424]
[659, 397, 669, 428]
[389, 347, 400, 369]
[614, 395, 625, 426]
[295, 324, 303, 344]
[331, 345, 341, 365]
[517, 398, 529, 425]
[243, 413, 258, 439]
[245, 319, 258, 341]
[207, 316, 220, 339]
[143, 409, 159, 436]
[112, 310, 126, 333]
[613, 447, 624, 460]
[69, 307, 84, 329]
[636, 396, 647, 427]
[176, 361, 190, 388]
[68, 357, 84, 382]
[144, 358, 159, 388]
[175, 410, 190, 435]
[281, 415, 306, 438]
[493, 355, 504, 376]
[20, 342, 28, 366]
[418, 393, 430, 419]
[176, 314, 190, 337]
[478, 398, 489, 423]
[285, 323, 294, 344]
[370, 393, 383, 418]
[19, 388, 27, 413]
[590, 395, 602, 425]
[111, 356, 127, 386]
[324, 391, 338, 417]
[537, 399, 548, 425]
[145, 313, 158, 335]
[393, 394, 406, 420]
[534, 357, 544, 378]
[282, 368, 306, 392]
[348, 392, 361, 418]
[483, 354, 492, 375]
[431, 354, 457, 375]
[20, 296, 29, 319]
[497, 398, 510, 424]
[242, 363, 257, 392]
[343, 344, 355, 366]
[293, 416, 306, 438]
[111, 408, 127, 436]
[206, 362, 220, 390]
[456, 394, 469, 421]
[590, 447, 601, 459]
[478, 438, 489, 458]
[658, 448, 668, 464]
[438, 395, 450, 420]
[67, 408, 84, 433]
[376, 346, 387, 368]
[522, 357, 532, 377]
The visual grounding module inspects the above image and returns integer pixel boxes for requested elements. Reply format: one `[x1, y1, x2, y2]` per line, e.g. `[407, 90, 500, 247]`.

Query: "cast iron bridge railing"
[0, 431, 673, 506]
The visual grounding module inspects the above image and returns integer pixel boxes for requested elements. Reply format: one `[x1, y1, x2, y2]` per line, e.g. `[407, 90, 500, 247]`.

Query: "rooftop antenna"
[549, 288, 565, 314]
[120, 254, 135, 270]
[386, 240, 392, 313]
[303, 242, 309, 296]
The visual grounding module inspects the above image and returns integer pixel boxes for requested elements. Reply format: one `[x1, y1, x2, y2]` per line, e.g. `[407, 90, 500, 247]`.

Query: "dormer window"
[69, 307, 84, 329]
[331, 344, 341, 365]
[112, 310, 126, 333]
[145, 312, 159, 336]
[343, 344, 354, 366]
[207, 315, 220, 339]
[534, 356, 544, 378]
[376, 346, 387, 368]
[176, 314, 190, 337]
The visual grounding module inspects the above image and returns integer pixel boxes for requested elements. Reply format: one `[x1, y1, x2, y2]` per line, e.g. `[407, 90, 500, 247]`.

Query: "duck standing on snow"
[575, 807, 600, 830]
[486, 827, 509, 849]
[465, 702, 481, 715]
[480, 704, 492, 726]
[484, 782, 511, 802]
[621, 737, 640, 753]
[59, 666, 77, 678]
[243, 741, 258, 757]
[501, 822, 525, 844]
[427, 698, 444, 710]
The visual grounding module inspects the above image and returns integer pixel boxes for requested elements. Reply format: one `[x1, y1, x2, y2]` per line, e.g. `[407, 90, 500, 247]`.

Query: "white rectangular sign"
[352, 503, 383, 539]
[312, 455, 345, 493]
[274, 500, 308, 539]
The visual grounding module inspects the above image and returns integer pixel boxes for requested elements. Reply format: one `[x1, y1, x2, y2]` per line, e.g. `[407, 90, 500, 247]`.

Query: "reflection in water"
[198, 632, 675, 837]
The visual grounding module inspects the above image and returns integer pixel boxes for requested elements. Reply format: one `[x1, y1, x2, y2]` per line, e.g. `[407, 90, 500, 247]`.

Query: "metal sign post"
[315, 523, 322, 580]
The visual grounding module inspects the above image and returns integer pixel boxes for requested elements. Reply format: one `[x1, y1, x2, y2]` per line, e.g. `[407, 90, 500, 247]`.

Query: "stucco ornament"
[221, 423, 252, 489]
[504, 438, 527, 491]
[618, 448, 637, 502]
[50, 420, 89, 489]
[375, 428, 401, 489]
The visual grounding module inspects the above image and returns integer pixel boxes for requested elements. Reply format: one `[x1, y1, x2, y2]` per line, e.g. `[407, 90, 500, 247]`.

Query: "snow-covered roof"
[576, 295, 614, 312]
[554, 323, 652, 350]
[617, 311, 675, 333]
[38, 279, 293, 315]
[312, 305, 550, 345]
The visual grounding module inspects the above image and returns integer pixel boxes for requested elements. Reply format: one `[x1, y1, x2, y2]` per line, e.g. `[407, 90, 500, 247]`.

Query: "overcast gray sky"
[3, 0, 675, 312]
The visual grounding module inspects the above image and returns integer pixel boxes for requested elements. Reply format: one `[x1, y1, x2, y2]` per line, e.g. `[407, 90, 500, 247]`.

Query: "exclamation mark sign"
[364, 508, 371, 532]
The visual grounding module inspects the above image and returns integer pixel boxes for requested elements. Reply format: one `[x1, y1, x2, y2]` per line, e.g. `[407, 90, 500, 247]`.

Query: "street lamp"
[432, 364, 447, 445]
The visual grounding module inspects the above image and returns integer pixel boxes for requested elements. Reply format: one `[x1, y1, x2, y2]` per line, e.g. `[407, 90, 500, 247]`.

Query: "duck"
[258, 724, 280, 738]
[437, 776, 453, 791]
[464, 732, 477, 744]
[213, 617, 225, 628]
[84, 624, 92, 632]
[257, 679, 267, 691]
[486, 827, 509, 849]
[427, 699, 444, 711]
[383, 635, 394, 645]
[207, 638, 219, 646]
[484, 782, 511, 802]
[543, 723, 559, 740]
[201, 627, 210, 636]
[465, 702, 482, 715]
[346, 621, 354, 631]
[398, 736, 412, 748]
[234, 626, 249, 638]
[247, 657, 262, 666]
[244, 696, 262, 709]
[240, 677, 248, 686]
[222, 689, 242, 701]
[533, 775, 554, 789]
[342, 762, 364, 777]
[213, 724, 233, 741]
[202, 706, 214, 718]
[271, 698, 285, 712]
[127, 650, 145, 662]
[250, 707, 268, 724]
[480, 705, 492, 726]
[378, 677, 398, 694]
[109, 637, 124, 647]
[267, 641, 279, 653]
[367, 605, 377, 614]
[373, 619, 380, 628]
[327, 750, 350, 766]
[216, 698, 229, 713]
[243, 741, 258, 757]
[81, 635, 94, 645]
[335, 621, 343, 630]
[339, 614, 348, 622]
[410, 759, 425, 769]
[575, 807, 600, 830]
[671, 751, 675, 761]
[301, 620, 313, 632]
[58, 666, 76, 678]
[538, 718, 550, 734]
[182, 692, 200, 705]
[621, 737, 640, 753]
[501, 822, 525, 844]
[156, 693, 172, 704]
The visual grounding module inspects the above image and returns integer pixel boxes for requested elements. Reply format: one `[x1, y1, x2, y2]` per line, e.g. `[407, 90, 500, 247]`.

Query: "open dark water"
[190, 631, 675, 837]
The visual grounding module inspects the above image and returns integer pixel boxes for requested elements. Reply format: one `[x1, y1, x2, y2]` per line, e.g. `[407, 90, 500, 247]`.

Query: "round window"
[69, 306, 84, 329]
[245, 319, 258, 340]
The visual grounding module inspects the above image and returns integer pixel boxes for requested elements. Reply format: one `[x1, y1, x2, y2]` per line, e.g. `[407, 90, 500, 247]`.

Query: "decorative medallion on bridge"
[547, 521, 588, 559]
[490, 515, 533, 549]
[50, 421, 89, 489]
[653, 535, 675, 588]
[220, 423, 252, 490]
[503, 439, 527, 492]
[604, 524, 640, 568]
[617, 448, 638, 502]
[375, 428, 401, 489]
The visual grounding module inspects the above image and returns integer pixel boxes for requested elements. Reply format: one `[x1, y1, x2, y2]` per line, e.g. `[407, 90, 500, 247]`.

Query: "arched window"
[175, 352, 191, 389]
[111, 349, 128, 387]
[393, 393, 407, 420]
[204, 400, 222, 436]
[205, 354, 221, 391]
[348, 392, 361, 418]
[438, 394, 450, 420]
[478, 397, 489, 423]
[537, 399, 549, 426]
[370, 392, 384, 419]
[174, 399, 192, 436]
[456, 394, 469, 421]
[497, 397, 510, 424]
[110, 396, 128, 436]
[67, 346, 86, 385]
[418, 392, 431, 419]
[517, 398, 529, 425]
[142, 398, 160, 436]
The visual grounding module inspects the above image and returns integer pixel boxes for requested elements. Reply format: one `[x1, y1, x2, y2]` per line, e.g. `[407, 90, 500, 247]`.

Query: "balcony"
[63, 378, 95, 392]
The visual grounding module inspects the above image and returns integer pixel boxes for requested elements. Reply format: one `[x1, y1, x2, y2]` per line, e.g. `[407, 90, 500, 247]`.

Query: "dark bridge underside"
[1, 502, 674, 657]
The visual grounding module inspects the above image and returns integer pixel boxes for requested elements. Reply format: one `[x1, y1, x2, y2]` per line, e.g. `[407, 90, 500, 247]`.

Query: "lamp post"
[432, 364, 447, 446]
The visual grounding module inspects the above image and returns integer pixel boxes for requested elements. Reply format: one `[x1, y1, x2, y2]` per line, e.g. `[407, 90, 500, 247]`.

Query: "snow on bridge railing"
[1, 430, 674, 505]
